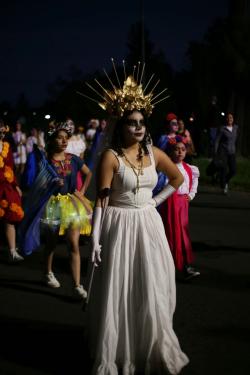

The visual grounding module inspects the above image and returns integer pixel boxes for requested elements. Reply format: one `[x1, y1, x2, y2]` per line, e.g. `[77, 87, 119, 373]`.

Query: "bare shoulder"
[151, 145, 166, 162]
[101, 149, 117, 161]
[100, 149, 119, 170]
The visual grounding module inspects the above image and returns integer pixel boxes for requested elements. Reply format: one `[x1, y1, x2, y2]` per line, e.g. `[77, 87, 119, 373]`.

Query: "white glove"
[188, 192, 195, 201]
[91, 206, 102, 266]
[150, 184, 176, 207]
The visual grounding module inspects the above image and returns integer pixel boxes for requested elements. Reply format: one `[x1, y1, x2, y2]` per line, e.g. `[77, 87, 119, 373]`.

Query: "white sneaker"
[45, 272, 61, 288]
[74, 285, 87, 299]
[223, 184, 229, 194]
[184, 266, 201, 280]
[9, 249, 24, 262]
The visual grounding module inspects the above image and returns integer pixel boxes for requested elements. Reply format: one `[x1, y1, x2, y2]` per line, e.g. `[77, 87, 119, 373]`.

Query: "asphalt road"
[0, 187, 250, 375]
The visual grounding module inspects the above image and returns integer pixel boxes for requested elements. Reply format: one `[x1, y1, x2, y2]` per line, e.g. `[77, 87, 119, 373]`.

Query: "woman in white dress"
[88, 108, 189, 374]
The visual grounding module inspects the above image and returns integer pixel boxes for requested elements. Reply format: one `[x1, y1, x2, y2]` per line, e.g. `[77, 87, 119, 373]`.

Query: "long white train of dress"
[88, 147, 189, 374]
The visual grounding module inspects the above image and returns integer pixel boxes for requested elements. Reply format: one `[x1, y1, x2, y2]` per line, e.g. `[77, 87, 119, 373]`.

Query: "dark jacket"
[214, 125, 238, 155]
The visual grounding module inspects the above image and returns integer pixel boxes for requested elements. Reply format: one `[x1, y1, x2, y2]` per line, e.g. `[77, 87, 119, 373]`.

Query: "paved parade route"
[0, 188, 250, 375]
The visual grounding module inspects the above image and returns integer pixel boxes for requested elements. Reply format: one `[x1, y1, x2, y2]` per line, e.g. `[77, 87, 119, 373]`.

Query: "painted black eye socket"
[127, 119, 145, 127]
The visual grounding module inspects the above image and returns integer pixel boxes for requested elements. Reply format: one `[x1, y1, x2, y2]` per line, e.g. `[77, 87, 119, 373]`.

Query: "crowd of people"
[0, 69, 239, 373]
[3, 117, 107, 180]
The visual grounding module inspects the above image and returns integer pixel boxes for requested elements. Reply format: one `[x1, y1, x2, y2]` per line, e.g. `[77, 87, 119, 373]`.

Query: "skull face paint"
[123, 111, 146, 143]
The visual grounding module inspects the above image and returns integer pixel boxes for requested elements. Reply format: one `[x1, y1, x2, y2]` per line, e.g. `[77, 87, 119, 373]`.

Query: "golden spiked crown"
[77, 58, 169, 117]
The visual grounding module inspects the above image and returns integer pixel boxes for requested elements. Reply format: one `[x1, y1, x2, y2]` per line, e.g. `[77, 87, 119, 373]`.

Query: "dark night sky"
[0, 0, 228, 107]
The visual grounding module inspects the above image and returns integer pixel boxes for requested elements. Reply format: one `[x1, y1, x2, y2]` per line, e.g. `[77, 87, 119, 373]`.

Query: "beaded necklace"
[122, 149, 144, 194]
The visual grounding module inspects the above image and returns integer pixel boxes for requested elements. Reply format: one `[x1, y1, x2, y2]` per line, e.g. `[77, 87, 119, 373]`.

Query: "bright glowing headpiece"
[77, 58, 169, 117]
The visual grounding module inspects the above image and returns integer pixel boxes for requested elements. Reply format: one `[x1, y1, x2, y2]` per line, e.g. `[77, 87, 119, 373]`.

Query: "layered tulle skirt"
[88, 204, 189, 374]
[41, 193, 92, 235]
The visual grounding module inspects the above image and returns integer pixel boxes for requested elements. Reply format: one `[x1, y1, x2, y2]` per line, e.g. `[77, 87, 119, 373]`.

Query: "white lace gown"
[88, 147, 189, 375]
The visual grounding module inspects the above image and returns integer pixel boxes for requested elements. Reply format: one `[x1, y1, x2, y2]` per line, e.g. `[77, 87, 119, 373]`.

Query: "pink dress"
[159, 162, 199, 271]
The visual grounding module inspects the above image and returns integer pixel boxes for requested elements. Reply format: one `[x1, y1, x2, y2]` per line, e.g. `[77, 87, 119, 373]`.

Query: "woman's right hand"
[56, 178, 64, 187]
[91, 241, 102, 266]
[148, 198, 157, 207]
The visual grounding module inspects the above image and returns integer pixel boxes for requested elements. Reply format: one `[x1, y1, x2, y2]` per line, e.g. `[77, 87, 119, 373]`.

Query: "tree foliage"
[186, 1, 250, 155]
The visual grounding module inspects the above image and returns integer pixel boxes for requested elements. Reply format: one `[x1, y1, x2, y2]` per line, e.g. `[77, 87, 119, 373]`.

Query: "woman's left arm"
[153, 146, 184, 189]
[149, 146, 184, 207]
[188, 165, 200, 201]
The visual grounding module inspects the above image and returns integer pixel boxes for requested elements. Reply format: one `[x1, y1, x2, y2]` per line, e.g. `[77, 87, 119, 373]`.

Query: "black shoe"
[184, 266, 200, 280]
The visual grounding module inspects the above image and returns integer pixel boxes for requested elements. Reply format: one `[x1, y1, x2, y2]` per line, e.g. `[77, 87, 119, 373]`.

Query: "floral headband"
[47, 122, 73, 137]
[166, 135, 188, 153]
[168, 135, 188, 145]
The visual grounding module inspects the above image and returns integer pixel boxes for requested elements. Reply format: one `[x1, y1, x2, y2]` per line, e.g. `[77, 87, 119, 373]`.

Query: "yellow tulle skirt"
[42, 193, 93, 235]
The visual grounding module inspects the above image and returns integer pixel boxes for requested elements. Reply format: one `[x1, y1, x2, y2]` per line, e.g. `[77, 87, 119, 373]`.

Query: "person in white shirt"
[65, 119, 87, 189]
[214, 112, 238, 194]
[85, 118, 99, 150]
[26, 128, 39, 154]
[65, 119, 86, 158]
[37, 129, 45, 150]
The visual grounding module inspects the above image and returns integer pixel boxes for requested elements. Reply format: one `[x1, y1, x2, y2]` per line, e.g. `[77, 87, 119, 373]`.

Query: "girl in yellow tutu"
[19, 122, 92, 299]
[42, 123, 92, 298]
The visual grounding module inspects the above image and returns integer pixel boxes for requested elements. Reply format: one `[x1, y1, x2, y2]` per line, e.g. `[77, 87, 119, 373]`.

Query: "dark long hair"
[111, 110, 151, 158]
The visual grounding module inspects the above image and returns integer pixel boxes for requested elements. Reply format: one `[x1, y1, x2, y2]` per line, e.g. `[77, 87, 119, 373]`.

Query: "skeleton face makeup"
[66, 119, 75, 134]
[123, 111, 146, 143]
[170, 119, 178, 133]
